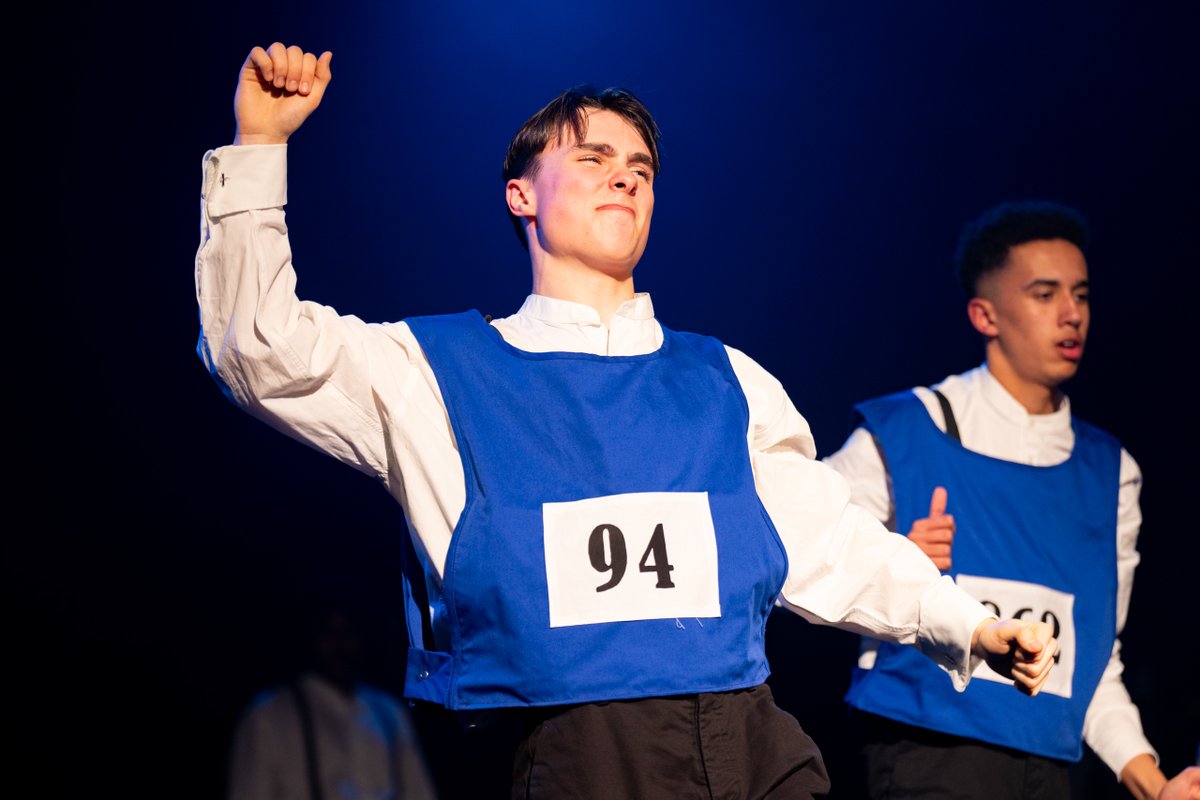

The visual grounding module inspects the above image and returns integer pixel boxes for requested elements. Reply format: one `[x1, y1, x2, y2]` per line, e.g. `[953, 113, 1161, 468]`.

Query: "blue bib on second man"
[401, 311, 789, 710]
[844, 389, 1120, 761]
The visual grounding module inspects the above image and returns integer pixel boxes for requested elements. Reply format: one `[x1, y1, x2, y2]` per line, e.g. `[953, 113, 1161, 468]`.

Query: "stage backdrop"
[46, 3, 1198, 797]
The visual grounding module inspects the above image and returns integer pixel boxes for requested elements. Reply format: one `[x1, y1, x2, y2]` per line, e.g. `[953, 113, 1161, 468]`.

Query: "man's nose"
[610, 167, 637, 195]
[1061, 297, 1083, 326]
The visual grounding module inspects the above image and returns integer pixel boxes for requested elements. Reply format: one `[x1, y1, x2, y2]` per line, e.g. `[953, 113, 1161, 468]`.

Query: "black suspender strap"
[289, 681, 325, 800]
[931, 388, 962, 443]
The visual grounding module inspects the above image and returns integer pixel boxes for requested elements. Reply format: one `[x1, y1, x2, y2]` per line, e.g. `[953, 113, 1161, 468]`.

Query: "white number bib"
[543, 491, 721, 628]
[956, 574, 1076, 698]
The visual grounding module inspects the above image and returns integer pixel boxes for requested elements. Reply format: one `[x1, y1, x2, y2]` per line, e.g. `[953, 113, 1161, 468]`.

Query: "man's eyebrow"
[574, 142, 617, 156]
[1021, 278, 1062, 291]
[1020, 278, 1090, 291]
[628, 152, 655, 171]
[574, 142, 655, 171]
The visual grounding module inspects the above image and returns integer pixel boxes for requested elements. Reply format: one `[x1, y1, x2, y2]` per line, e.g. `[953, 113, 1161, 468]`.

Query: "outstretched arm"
[233, 42, 333, 145]
[735, 349, 1057, 692]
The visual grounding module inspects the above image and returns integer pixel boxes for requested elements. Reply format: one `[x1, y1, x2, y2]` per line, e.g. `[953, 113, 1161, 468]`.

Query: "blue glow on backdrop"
[49, 2, 1198, 797]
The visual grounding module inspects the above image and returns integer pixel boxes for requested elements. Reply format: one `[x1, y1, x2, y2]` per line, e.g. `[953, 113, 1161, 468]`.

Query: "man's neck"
[985, 355, 1064, 415]
[531, 259, 636, 325]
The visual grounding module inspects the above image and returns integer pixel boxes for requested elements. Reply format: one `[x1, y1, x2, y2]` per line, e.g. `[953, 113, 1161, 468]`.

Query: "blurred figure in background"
[226, 606, 438, 800]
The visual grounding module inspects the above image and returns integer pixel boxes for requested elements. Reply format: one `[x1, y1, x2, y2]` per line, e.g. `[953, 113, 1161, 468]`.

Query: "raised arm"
[196, 44, 455, 487]
[196, 44, 481, 586]
[198, 42, 389, 478]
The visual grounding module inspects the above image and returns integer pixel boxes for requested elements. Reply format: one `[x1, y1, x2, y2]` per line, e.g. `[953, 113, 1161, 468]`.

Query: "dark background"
[42, 2, 1197, 797]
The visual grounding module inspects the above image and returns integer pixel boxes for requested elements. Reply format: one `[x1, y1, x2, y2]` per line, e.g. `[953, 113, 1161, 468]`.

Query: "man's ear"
[967, 297, 998, 337]
[506, 178, 535, 218]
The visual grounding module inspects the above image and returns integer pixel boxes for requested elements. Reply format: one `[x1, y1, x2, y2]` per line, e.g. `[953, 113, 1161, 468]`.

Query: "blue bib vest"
[400, 311, 789, 710]
[844, 390, 1120, 761]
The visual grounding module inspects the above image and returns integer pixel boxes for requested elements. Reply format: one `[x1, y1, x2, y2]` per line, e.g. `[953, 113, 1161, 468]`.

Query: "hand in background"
[908, 485, 955, 570]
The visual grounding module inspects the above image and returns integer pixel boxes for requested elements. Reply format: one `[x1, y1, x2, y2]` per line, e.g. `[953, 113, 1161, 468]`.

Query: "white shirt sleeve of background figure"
[1082, 448, 1158, 776]
[725, 348, 989, 690]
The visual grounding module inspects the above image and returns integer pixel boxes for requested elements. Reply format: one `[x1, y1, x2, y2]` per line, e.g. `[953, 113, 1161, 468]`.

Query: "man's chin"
[1048, 362, 1082, 386]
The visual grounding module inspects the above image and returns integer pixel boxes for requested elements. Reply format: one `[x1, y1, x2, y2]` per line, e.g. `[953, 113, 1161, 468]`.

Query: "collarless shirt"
[927, 365, 1075, 466]
[497, 292, 663, 356]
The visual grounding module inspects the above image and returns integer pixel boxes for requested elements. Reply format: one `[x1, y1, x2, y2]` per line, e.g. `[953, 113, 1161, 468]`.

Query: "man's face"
[517, 109, 655, 277]
[977, 238, 1090, 390]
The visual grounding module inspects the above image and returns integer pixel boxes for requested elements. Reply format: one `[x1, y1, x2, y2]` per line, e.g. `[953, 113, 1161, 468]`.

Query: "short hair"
[954, 201, 1089, 296]
[502, 85, 662, 249]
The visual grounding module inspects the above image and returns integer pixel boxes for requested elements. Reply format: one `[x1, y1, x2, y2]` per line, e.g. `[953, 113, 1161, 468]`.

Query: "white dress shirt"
[196, 143, 994, 696]
[822, 364, 1156, 776]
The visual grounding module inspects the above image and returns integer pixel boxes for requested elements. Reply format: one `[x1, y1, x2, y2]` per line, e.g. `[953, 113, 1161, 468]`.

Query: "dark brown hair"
[502, 85, 662, 249]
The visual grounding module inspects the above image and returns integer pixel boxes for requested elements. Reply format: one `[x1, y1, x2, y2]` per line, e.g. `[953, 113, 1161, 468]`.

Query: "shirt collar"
[516, 292, 656, 325]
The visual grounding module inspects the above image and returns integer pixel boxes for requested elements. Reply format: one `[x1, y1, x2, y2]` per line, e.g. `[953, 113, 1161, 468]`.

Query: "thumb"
[316, 50, 333, 80]
[309, 51, 334, 101]
[929, 486, 947, 518]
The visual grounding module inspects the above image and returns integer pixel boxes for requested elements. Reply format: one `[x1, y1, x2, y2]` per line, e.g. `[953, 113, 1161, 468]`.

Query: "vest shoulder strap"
[931, 388, 961, 443]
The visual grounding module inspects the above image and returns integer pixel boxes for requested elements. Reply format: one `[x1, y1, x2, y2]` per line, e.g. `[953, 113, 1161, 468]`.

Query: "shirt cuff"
[916, 575, 993, 691]
[202, 144, 288, 217]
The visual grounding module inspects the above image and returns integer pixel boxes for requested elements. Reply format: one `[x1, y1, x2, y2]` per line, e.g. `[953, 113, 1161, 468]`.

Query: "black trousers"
[852, 710, 1070, 800]
[510, 684, 830, 800]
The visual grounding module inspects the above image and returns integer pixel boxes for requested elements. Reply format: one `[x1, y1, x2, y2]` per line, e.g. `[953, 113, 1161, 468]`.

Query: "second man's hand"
[908, 485, 955, 570]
